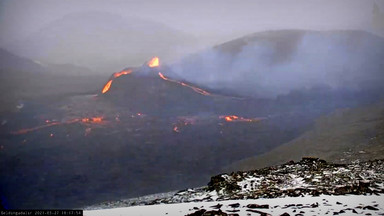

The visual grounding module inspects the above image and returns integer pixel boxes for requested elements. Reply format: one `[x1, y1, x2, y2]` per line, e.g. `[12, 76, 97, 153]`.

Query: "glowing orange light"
[148, 57, 160, 68]
[219, 115, 263, 122]
[158, 72, 166, 80]
[91, 117, 102, 122]
[113, 69, 132, 78]
[102, 80, 113, 94]
[81, 117, 103, 123]
[11, 122, 61, 135]
[225, 115, 238, 121]
[221, 115, 239, 122]
[11, 116, 105, 135]
[158, 72, 211, 96]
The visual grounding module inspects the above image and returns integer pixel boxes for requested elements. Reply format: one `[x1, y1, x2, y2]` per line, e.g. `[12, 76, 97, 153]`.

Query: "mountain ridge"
[5, 11, 196, 73]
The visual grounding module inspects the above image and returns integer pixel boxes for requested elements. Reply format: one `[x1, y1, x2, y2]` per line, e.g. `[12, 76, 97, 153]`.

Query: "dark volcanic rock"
[186, 209, 206, 216]
[246, 204, 269, 209]
[228, 203, 240, 208]
[201, 158, 384, 201]
[246, 209, 271, 216]
[208, 175, 240, 193]
[152, 158, 383, 205]
[210, 203, 223, 209]
[363, 205, 379, 211]
[203, 210, 227, 216]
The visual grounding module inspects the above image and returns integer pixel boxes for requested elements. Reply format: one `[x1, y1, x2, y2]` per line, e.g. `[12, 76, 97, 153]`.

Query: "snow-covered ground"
[84, 158, 383, 215]
[84, 194, 384, 216]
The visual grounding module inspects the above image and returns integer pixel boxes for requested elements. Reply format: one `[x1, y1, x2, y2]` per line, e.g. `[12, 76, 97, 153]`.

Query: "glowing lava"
[11, 121, 61, 135]
[113, 69, 132, 78]
[158, 72, 167, 80]
[81, 117, 103, 123]
[11, 116, 105, 135]
[101, 57, 159, 94]
[91, 117, 103, 122]
[101, 56, 211, 97]
[102, 70, 133, 94]
[102, 80, 113, 94]
[148, 57, 160, 68]
[171, 117, 196, 133]
[220, 115, 263, 122]
[158, 72, 211, 96]
[224, 115, 239, 121]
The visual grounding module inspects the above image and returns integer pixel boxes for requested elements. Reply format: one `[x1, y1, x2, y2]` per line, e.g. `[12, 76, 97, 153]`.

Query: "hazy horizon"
[1, 0, 383, 47]
[0, 0, 383, 72]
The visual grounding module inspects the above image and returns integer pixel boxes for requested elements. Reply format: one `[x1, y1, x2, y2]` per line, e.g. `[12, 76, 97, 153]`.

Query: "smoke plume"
[171, 30, 384, 98]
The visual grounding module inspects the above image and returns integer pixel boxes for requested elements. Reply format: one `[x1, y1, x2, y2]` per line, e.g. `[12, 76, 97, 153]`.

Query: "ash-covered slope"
[228, 102, 384, 171]
[0, 49, 104, 112]
[0, 48, 45, 73]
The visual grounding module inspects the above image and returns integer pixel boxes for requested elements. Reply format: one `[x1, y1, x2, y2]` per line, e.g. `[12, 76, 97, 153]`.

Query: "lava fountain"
[148, 57, 160, 68]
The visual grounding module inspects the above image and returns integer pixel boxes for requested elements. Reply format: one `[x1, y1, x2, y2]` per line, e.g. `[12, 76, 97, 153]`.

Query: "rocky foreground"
[89, 158, 382, 203]
[85, 158, 384, 216]
[146, 158, 383, 205]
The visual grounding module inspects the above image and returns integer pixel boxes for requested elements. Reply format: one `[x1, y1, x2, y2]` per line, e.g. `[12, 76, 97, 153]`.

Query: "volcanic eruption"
[101, 57, 160, 94]
[11, 56, 265, 137]
[96, 56, 269, 124]
[148, 56, 160, 68]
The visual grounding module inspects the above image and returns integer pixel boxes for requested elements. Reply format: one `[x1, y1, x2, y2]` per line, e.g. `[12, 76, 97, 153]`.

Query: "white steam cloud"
[171, 31, 384, 98]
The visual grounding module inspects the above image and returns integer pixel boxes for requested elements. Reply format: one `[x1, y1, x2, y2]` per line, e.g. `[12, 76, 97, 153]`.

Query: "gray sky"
[0, 0, 382, 47]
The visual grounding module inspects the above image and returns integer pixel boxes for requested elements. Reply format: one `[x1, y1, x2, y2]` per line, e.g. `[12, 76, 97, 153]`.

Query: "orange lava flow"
[148, 57, 160, 68]
[10, 122, 61, 135]
[224, 115, 239, 121]
[102, 80, 113, 94]
[113, 69, 132, 78]
[220, 115, 263, 122]
[158, 72, 167, 80]
[11, 116, 105, 135]
[81, 117, 103, 123]
[91, 117, 103, 122]
[158, 72, 211, 96]
[101, 69, 133, 94]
